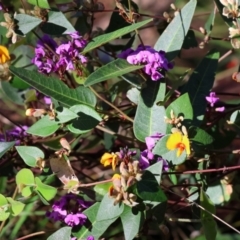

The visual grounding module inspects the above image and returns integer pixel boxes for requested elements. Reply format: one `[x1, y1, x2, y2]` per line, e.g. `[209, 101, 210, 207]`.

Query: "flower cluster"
[140, 133, 169, 171]
[205, 92, 225, 112]
[32, 32, 87, 75]
[46, 193, 91, 227]
[0, 126, 28, 145]
[109, 160, 141, 206]
[100, 147, 136, 171]
[119, 45, 173, 81]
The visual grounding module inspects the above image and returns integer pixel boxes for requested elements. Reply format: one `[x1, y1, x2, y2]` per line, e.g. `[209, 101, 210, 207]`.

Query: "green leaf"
[15, 14, 42, 35]
[22, 186, 33, 197]
[27, 116, 60, 137]
[165, 93, 193, 132]
[9, 66, 97, 108]
[7, 198, 25, 217]
[146, 161, 163, 184]
[1, 81, 25, 105]
[96, 194, 124, 221]
[200, 189, 217, 240]
[94, 182, 112, 196]
[35, 177, 57, 201]
[154, 0, 197, 60]
[82, 18, 153, 54]
[0, 141, 15, 158]
[16, 146, 44, 167]
[16, 169, 35, 186]
[136, 171, 167, 202]
[120, 205, 141, 240]
[54, 106, 78, 123]
[205, 9, 216, 36]
[127, 88, 140, 105]
[67, 104, 102, 134]
[0, 194, 10, 221]
[189, 127, 213, 145]
[133, 81, 167, 142]
[0, 211, 10, 221]
[84, 59, 143, 86]
[181, 50, 219, 124]
[75, 203, 118, 239]
[0, 194, 8, 207]
[153, 135, 187, 165]
[228, 110, 240, 127]
[206, 182, 229, 205]
[27, 0, 50, 8]
[41, 10, 75, 35]
[47, 226, 72, 240]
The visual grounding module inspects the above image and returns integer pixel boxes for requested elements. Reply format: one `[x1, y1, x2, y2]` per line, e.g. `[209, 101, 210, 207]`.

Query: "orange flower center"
[176, 142, 185, 151]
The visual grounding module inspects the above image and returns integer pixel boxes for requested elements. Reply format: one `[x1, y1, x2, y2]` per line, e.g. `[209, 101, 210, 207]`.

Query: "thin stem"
[96, 125, 137, 142]
[89, 86, 134, 123]
[163, 165, 240, 175]
[16, 231, 45, 240]
[163, 185, 240, 235]
[79, 179, 112, 187]
[218, 49, 233, 62]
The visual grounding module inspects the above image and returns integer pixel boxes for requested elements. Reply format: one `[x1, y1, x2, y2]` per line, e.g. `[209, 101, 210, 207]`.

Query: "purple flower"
[118, 146, 136, 160]
[64, 213, 87, 227]
[43, 96, 52, 105]
[139, 150, 150, 169]
[206, 92, 219, 107]
[0, 126, 28, 145]
[47, 194, 91, 227]
[32, 32, 88, 74]
[87, 236, 94, 240]
[215, 106, 225, 112]
[69, 31, 87, 49]
[32, 35, 58, 74]
[119, 45, 173, 81]
[145, 133, 164, 159]
[139, 133, 168, 171]
[37, 35, 58, 50]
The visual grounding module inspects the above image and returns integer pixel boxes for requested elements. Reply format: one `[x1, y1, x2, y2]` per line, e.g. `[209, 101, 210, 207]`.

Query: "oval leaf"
[27, 116, 60, 137]
[35, 177, 57, 201]
[96, 194, 124, 221]
[120, 205, 141, 240]
[16, 146, 44, 167]
[16, 168, 35, 186]
[47, 227, 72, 240]
[67, 105, 102, 134]
[0, 141, 15, 158]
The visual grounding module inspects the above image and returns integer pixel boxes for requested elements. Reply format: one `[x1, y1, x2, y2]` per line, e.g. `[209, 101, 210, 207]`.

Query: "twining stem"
[218, 49, 233, 62]
[163, 165, 240, 175]
[162, 184, 240, 235]
[16, 231, 45, 240]
[79, 179, 112, 187]
[89, 86, 134, 123]
[96, 125, 137, 142]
